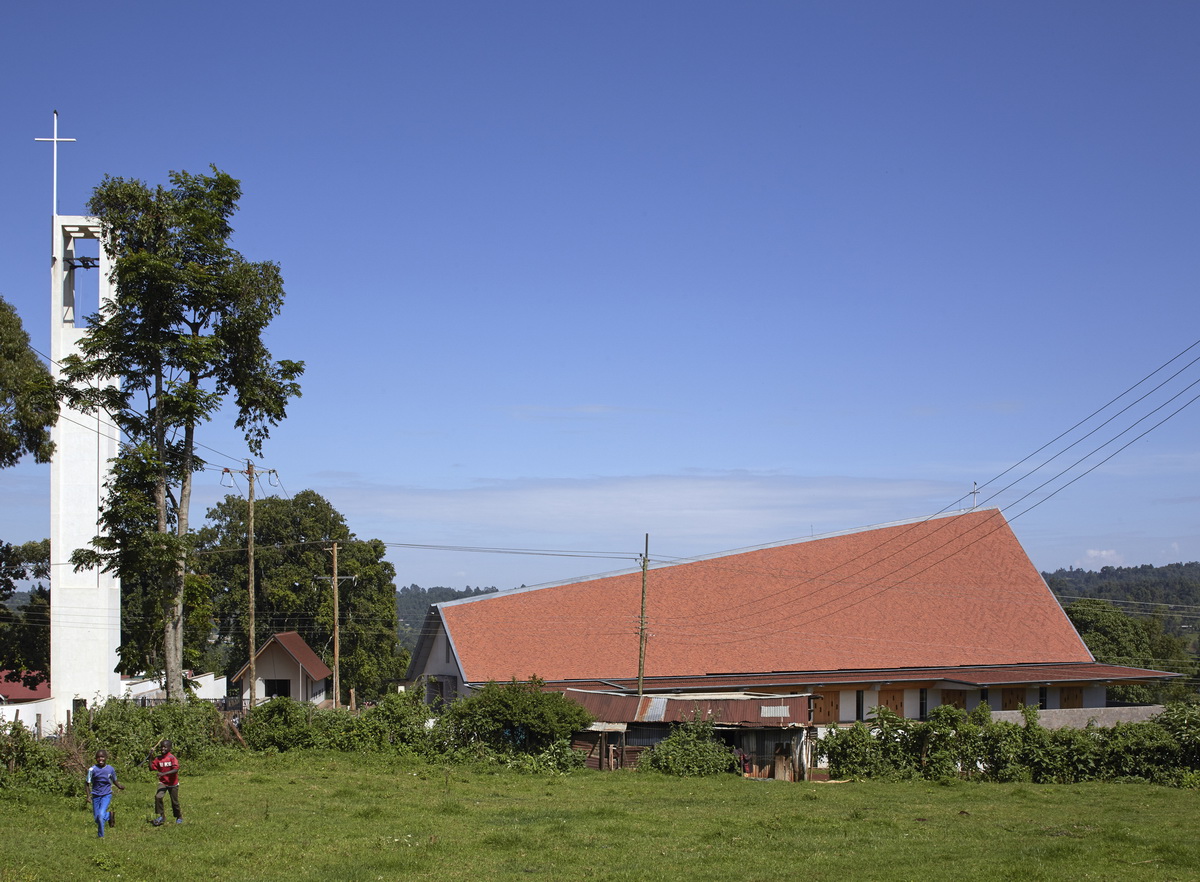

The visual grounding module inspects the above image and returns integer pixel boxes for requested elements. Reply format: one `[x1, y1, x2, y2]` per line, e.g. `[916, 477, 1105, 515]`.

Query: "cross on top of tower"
[34, 110, 76, 217]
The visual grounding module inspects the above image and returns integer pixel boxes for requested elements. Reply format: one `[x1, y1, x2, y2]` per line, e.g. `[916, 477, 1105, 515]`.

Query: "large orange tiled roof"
[439, 509, 1095, 683]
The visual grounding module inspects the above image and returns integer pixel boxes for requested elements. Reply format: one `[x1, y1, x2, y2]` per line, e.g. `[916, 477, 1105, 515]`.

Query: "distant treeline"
[395, 584, 499, 651]
[1043, 562, 1200, 642]
[1044, 562, 1200, 606]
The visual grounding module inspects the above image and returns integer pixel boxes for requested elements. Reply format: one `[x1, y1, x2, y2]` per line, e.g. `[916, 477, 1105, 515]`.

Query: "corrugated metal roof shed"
[565, 689, 812, 728]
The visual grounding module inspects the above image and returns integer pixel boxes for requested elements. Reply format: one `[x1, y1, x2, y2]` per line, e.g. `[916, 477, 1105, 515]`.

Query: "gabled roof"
[232, 631, 332, 682]
[432, 509, 1098, 684]
[406, 606, 445, 685]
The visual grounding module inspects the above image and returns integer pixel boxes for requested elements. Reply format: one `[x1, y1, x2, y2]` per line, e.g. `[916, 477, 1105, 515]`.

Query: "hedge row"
[0, 698, 230, 796]
[818, 702, 1200, 786]
[1, 683, 588, 792]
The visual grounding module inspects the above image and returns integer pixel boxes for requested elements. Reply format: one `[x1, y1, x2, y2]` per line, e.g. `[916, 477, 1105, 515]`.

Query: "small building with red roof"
[231, 631, 332, 707]
[0, 673, 51, 704]
[406, 509, 1179, 723]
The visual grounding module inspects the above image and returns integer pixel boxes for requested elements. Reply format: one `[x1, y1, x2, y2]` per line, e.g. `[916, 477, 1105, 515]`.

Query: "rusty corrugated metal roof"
[540, 661, 1180, 693]
[564, 689, 811, 727]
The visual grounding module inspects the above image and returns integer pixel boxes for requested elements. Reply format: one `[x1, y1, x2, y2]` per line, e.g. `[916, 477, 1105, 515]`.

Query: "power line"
[30, 343, 262, 468]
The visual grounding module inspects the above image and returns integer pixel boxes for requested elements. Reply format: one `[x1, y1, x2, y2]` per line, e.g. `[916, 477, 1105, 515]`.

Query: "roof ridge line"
[433, 507, 1002, 607]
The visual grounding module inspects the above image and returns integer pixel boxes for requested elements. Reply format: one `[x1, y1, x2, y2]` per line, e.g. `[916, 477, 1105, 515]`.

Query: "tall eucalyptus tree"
[61, 168, 303, 700]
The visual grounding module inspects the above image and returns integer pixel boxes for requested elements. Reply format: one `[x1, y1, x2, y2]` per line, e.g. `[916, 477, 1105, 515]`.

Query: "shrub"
[358, 691, 435, 756]
[70, 697, 229, 767]
[1039, 725, 1101, 784]
[978, 720, 1029, 782]
[440, 677, 593, 755]
[819, 722, 885, 780]
[147, 700, 226, 758]
[0, 721, 80, 795]
[242, 697, 314, 751]
[868, 706, 919, 778]
[75, 697, 151, 764]
[913, 704, 968, 780]
[308, 708, 363, 751]
[814, 699, 1200, 786]
[236, 692, 436, 755]
[1098, 722, 1180, 784]
[504, 738, 587, 775]
[1154, 702, 1200, 770]
[640, 715, 737, 777]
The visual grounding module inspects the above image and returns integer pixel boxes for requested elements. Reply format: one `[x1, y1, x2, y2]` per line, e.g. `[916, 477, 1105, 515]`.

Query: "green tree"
[1064, 598, 1197, 703]
[0, 539, 50, 686]
[440, 677, 594, 755]
[195, 490, 404, 702]
[0, 296, 57, 468]
[0, 535, 50, 686]
[64, 450, 213, 679]
[60, 168, 303, 701]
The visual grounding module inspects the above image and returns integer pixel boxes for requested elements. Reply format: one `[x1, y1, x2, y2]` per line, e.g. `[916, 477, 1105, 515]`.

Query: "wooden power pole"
[315, 544, 354, 710]
[246, 461, 257, 715]
[314, 537, 350, 710]
[637, 534, 648, 697]
[223, 461, 266, 715]
[329, 541, 340, 709]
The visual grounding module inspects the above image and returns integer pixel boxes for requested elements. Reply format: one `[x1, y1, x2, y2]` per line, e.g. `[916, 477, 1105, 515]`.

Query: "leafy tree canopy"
[1063, 598, 1197, 703]
[0, 539, 50, 686]
[441, 676, 594, 754]
[60, 167, 303, 700]
[194, 489, 404, 702]
[1045, 562, 1200, 637]
[0, 296, 57, 467]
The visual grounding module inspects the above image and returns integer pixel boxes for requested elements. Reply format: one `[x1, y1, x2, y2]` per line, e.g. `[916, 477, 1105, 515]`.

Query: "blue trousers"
[92, 793, 112, 837]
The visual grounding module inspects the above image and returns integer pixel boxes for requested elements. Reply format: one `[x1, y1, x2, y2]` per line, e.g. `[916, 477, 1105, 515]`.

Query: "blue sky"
[2, 2, 1198, 590]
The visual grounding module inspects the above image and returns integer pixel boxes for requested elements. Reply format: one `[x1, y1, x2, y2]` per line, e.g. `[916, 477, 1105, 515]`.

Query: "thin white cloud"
[306, 471, 962, 586]
[1079, 548, 1124, 568]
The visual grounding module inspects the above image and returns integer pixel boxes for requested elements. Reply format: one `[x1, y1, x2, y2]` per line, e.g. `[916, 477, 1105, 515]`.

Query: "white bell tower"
[40, 112, 122, 726]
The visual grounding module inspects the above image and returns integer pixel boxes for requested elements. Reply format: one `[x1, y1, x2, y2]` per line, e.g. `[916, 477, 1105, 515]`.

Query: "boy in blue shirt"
[86, 750, 124, 838]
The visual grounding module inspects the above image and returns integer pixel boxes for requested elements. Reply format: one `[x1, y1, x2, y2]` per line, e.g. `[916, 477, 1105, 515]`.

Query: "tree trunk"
[170, 417, 197, 700]
[155, 367, 185, 702]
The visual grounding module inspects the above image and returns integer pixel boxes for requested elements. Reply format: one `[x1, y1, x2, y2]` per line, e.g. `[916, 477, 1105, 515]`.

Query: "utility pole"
[224, 461, 272, 715]
[247, 462, 257, 715]
[637, 534, 648, 698]
[330, 542, 339, 708]
[316, 543, 355, 710]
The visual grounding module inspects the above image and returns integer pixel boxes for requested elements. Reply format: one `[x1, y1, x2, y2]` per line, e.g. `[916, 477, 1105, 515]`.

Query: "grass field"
[2, 751, 1197, 881]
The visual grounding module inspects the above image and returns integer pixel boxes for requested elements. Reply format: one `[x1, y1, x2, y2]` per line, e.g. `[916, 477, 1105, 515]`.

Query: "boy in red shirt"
[149, 739, 182, 826]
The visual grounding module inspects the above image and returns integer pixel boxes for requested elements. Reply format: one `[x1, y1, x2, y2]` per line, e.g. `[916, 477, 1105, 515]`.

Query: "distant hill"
[2, 590, 32, 611]
[395, 584, 498, 651]
[1043, 562, 1200, 644]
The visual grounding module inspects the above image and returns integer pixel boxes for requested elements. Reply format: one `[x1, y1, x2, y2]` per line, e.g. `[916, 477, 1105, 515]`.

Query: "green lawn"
[2, 752, 1197, 881]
